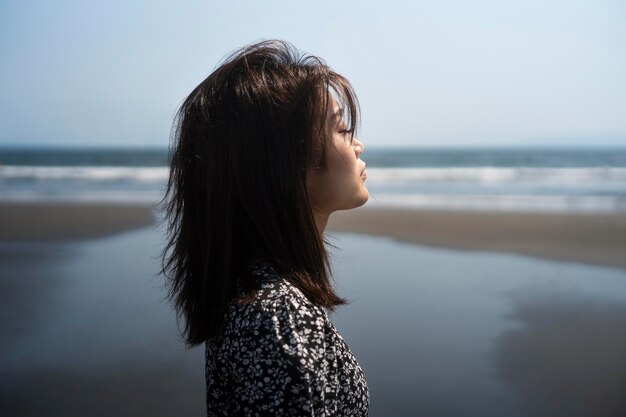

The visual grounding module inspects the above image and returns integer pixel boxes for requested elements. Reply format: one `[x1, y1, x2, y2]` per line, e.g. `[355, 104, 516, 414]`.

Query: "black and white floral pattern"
[205, 264, 369, 416]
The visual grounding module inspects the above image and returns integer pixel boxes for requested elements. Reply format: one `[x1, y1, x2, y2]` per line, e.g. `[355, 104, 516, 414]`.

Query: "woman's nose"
[354, 138, 365, 157]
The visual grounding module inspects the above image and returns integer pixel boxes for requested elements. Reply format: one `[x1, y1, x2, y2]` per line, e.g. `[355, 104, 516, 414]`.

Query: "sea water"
[1, 146, 625, 212]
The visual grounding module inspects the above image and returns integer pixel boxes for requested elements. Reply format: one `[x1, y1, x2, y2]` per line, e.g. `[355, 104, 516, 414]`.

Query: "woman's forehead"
[327, 90, 341, 113]
[327, 91, 346, 127]
[330, 97, 343, 120]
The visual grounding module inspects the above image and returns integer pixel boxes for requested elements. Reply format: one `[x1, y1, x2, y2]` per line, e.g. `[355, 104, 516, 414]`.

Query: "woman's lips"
[360, 170, 367, 179]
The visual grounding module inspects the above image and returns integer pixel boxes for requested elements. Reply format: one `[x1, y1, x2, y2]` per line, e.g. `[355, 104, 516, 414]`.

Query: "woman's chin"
[353, 190, 369, 208]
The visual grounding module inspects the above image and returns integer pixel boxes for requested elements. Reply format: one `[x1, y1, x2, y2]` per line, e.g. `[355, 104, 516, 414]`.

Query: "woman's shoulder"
[224, 263, 329, 335]
[212, 264, 334, 374]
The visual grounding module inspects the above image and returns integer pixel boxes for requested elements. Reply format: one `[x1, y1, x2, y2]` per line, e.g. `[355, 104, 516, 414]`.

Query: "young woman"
[160, 39, 369, 416]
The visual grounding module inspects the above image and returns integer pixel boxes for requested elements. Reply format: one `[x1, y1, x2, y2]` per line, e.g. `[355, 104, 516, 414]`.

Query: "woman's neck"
[312, 210, 330, 239]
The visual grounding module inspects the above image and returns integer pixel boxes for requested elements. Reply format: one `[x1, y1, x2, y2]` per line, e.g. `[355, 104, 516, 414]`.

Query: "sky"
[0, 0, 625, 148]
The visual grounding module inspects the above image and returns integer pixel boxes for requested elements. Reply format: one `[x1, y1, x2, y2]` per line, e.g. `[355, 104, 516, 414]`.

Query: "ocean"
[1, 146, 625, 212]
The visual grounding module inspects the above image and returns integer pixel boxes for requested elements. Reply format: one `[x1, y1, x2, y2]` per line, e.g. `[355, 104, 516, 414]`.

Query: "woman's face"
[307, 97, 368, 216]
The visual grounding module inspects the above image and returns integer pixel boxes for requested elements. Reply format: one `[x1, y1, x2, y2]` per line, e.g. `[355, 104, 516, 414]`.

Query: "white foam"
[364, 167, 626, 185]
[1, 165, 625, 213]
[0, 166, 169, 182]
[365, 193, 626, 213]
[2, 165, 626, 185]
[0, 190, 163, 204]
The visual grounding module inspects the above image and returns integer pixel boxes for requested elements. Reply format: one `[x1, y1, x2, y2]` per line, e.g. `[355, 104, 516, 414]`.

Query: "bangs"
[327, 73, 360, 143]
[309, 71, 362, 169]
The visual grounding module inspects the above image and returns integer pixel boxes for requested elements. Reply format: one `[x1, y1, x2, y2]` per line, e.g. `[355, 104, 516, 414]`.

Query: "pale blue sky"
[1, 0, 625, 148]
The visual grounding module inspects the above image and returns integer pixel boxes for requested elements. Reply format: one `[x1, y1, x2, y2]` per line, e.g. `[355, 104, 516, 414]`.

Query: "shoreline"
[0, 201, 156, 241]
[1, 201, 625, 271]
[328, 206, 626, 271]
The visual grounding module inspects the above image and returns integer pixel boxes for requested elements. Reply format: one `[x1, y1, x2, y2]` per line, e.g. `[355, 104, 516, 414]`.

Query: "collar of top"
[247, 262, 280, 282]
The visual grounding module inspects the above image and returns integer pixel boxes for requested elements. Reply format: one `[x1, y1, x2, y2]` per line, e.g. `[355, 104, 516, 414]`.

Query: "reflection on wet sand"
[1, 354, 204, 417]
[495, 294, 626, 417]
[2, 213, 626, 417]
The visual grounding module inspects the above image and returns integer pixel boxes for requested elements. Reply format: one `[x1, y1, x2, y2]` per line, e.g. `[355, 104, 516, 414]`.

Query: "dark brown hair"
[159, 39, 361, 347]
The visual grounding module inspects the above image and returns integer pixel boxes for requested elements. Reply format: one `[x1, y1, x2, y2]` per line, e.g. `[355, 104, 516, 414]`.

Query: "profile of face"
[307, 96, 368, 216]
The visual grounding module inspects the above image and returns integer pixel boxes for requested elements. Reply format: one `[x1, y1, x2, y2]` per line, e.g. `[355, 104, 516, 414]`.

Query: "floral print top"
[205, 263, 369, 416]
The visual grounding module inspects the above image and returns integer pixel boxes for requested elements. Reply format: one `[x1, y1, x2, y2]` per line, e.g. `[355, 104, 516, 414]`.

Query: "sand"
[0, 201, 156, 241]
[1, 201, 625, 270]
[328, 206, 626, 271]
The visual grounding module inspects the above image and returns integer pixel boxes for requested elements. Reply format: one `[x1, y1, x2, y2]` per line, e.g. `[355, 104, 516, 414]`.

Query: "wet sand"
[329, 206, 626, 270]
[495, 296, 626, 417]
[0, 226, 204, 417]
[328, 234, 626, 417]
[1, 203, 626, 416]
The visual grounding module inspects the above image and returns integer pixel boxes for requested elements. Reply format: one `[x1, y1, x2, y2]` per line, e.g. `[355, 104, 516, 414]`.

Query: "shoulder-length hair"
[159, 39, 361, 347]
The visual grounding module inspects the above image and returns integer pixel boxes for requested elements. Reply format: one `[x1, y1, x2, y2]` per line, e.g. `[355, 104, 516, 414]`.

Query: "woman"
[160, 39, 369, 416]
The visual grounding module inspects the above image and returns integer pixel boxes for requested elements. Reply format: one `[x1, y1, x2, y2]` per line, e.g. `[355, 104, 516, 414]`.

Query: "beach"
[2, 201, 626, 416]
[329, 205, 626, 270]
[2, 200, 624, 270]
[0, 201, 155, 241]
